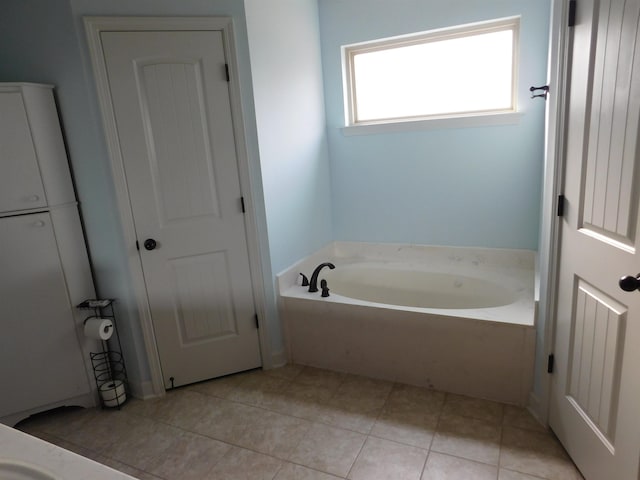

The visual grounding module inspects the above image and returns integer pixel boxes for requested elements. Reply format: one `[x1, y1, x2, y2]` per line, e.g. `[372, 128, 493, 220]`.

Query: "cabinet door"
[0, 213, 90, 417]
[0, 91, 47, 213]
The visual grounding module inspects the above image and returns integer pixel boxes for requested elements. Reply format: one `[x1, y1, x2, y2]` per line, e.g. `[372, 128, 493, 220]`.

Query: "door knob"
[619, 274, 640, 292]
[143, 238, 158, 251]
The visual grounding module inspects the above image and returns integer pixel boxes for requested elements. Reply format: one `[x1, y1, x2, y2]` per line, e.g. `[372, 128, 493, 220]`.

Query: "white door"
[100, 30, 261, 389]
[549, 0, 640, 478]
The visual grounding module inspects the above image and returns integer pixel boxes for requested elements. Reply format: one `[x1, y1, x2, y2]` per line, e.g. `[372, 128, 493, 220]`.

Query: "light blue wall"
[318, 0, 551, 249]
[245, 0, 333, 276]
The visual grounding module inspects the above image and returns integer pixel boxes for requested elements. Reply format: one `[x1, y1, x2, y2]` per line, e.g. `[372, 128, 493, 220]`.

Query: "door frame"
[534, 0, 572, 423]
[84, 16, 271, 397]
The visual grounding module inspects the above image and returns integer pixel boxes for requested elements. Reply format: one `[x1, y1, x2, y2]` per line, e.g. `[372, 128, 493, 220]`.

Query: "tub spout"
[309, 262, 335, 292]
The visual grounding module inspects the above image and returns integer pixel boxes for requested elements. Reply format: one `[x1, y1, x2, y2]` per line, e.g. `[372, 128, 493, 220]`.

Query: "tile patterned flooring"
[16, 365, 584, 480]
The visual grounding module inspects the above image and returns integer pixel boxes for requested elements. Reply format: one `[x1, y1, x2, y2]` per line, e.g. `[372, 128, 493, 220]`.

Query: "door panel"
[170, 251, 237, 343]
[101, 30, 261, 389]
[550, 0, 640, 478]
[581, 0, 640, 247]
[567, 280, 625, 444]
[138, 60, 222, 223]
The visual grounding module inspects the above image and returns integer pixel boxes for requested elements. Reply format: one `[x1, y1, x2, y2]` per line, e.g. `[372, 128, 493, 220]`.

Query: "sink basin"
[0, 460, 57, 480]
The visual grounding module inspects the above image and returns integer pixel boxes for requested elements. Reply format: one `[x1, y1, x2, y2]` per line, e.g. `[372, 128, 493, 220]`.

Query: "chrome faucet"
[308, 262, 335, 292]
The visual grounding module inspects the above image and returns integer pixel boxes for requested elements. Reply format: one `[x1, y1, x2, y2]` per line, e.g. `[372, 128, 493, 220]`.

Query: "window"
[342, 17, 520, 128]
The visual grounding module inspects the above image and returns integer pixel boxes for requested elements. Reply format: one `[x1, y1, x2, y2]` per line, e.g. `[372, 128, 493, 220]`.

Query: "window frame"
[341, 16, 521, 131]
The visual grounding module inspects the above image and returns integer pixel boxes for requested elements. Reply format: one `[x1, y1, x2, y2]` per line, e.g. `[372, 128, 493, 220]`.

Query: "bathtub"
[277, 242, 536, 405]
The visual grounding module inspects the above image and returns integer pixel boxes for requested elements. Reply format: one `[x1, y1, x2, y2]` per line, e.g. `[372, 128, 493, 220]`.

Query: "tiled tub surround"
[16, 365, 583, 480]
[278, 242, 536, 405]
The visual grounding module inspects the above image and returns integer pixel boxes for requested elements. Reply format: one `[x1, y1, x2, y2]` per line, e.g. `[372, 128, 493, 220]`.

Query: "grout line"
[284, 458, 348, 479]
[271, 461, 287, 480]
[283, 460, 349, 479]
[420, 450, 431, 479]
[344, 434, 367, 480]
[24, 366, 569, 480]
[499, 467, 548, 479]
[426, 450, 502, 470]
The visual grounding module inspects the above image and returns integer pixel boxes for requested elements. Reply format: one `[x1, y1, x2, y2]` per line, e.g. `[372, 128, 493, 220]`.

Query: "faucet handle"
[320, 279, 330, 297]
[299, 273, 309, 286]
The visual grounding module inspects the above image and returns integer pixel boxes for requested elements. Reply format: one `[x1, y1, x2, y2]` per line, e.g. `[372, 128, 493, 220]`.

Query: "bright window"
[342, 17, 520, 126]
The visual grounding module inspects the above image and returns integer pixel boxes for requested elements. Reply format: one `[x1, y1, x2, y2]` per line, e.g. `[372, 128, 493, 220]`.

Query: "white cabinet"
[0, 213, 91, 414]
[0, 84, 97, 426]
[0, 92, 46, 211]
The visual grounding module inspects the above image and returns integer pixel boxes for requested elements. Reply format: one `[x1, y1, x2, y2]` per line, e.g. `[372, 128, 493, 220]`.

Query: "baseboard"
[128, 379, 157, 400]
[268, 349, 287, 369]
[527, 392, 546, 428]
[1, 393, 96, 427]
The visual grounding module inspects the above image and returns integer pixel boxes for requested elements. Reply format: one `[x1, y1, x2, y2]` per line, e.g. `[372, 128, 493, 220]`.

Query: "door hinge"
[225, 63, 230, 82]
[568, 0, 577, 27]
[557, 194, 565, 217]
[240, 196, 246, 213]
[136, 240, 140, 251]
[255, 313, 260, 329]
[547, 354, 555, 373]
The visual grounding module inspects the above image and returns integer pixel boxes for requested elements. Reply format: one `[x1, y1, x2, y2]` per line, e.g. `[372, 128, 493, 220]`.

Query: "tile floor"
[16, 365, 584, 480]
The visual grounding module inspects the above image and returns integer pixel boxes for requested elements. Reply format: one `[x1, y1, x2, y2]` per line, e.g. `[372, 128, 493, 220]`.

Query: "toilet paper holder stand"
[83, 315, 113, 339]
[77, 299, 129, 409]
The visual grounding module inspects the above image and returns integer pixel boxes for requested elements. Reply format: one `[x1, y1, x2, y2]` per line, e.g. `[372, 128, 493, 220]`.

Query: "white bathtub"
[278, 242, 536, 405]
[324, 265, 517, 309]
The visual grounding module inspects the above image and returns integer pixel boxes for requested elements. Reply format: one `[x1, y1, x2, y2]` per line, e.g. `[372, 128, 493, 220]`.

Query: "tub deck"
[278, 242, 536, 405]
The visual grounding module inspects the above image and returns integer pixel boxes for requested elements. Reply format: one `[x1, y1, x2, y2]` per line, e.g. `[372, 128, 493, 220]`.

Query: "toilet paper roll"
[84, 317, 113, 341]
[99, 379, 127, 407]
